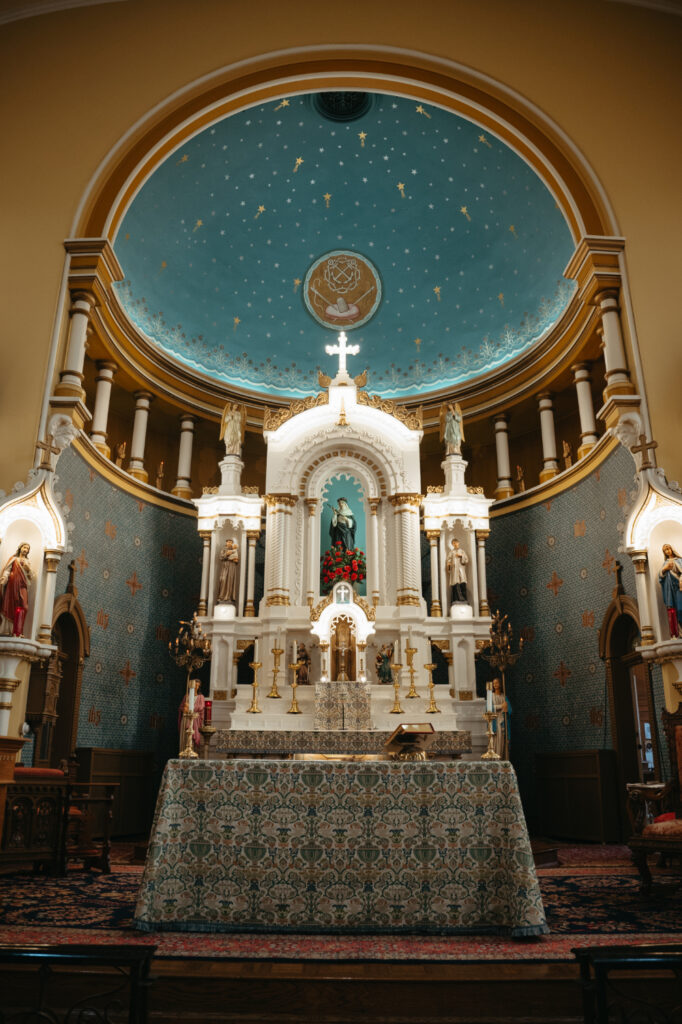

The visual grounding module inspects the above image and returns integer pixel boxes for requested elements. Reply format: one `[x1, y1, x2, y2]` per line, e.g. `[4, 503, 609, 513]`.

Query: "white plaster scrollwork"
[272, 424, 408, 495]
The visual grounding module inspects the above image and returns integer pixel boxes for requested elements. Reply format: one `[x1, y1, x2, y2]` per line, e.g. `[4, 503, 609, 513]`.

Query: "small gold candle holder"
[389, 663, 404, 714]
[179, 710, 199, 759]
[405, 645, 419, 698]
[481, 710, 501, 760]
[268, 646, 283, 698]
[424, 662, 441, 714]
[287, 661, 302, 714]
[246, 661, 263, 713]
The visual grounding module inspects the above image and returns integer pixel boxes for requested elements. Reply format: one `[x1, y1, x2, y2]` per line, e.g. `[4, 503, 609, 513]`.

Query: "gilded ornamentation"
[242, 485, 259, 494]
[202, 486, 219, 494]
[263, 393, 328, 432]
[388, 493, 423, 507]
[264, 493, 298, 508]
[310, 594, 333, 622]
[467, 486, 485, 495]
[353, 592, 376, 621]
[356, 390, 423, 430]
[426, 485, 444, 493]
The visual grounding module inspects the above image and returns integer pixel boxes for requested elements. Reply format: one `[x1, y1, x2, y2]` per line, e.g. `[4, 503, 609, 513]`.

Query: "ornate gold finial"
[337, 400, 348, 427]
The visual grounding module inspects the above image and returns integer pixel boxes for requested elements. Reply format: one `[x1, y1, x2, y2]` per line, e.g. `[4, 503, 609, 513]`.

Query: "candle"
[204, 699, 212, 724]
[408, 628, 413, 650]
[291, 640, 297, 665]
[254, 638, 259, 663]
[188, 685, 195, 713]
[486, 684, 493, 714]
[275, 634, 280, 653]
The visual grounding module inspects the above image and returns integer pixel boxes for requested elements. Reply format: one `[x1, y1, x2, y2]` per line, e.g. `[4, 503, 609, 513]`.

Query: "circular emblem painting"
[303, 250, 382, 331]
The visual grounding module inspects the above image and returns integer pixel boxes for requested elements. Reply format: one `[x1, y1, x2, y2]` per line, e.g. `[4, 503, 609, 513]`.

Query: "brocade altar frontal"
[208, 728, 471, 757]
[134, 759, 547, 937]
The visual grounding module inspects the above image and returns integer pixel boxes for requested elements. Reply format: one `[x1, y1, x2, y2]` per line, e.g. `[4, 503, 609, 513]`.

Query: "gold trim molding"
[356, 391, 423, 430]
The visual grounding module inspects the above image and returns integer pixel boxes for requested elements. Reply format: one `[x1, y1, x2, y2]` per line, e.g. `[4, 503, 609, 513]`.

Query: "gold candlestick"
[424, 662, 441, 714]
[389, 663, 404, 714]
[481, 710, 501, 760]
[246, 661, 262, 713]
[179, 709, 199, 758]
[405, 645, 419, 698]
[287, 661, 301, 714]
[268, 647, 283, 698]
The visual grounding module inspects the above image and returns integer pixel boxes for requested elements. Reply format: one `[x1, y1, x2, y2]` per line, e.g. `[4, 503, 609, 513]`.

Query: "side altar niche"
[194, 334, 493, 757]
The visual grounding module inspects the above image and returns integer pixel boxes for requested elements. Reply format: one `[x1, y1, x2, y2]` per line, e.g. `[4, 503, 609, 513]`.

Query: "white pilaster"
[632, 551, 655, 647]
[89, 360, 117, 457]
[427, 531, 441, 617]
[537, 392, 559, 483]
[390, 494, 422, 607]
[368, 498, 381, 608]
[56, 293, 94, 398]
[198, 531, 211, 616]
[598, 291, 631, 396]
[128, 391, 153, 483]
[572, 363, 600, 458]
[493, 414, 514, 499]
[475, 530, 490, 617]
[37, 551, 60, 644]
[172, 415, 196, 499]
[305, 500, 318, 606]
[244, 531, 259, 617]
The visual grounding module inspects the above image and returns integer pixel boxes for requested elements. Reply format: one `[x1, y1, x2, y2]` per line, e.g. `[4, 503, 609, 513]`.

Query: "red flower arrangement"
[320, 542, 366, 594]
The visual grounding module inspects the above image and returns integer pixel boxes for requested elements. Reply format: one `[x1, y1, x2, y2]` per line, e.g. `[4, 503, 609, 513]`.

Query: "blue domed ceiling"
[114, 92, 576, 400]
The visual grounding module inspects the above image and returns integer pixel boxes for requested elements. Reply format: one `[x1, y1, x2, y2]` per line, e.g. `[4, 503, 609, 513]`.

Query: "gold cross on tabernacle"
[35, 434, 60, 468]
[631, 434, 658, 469]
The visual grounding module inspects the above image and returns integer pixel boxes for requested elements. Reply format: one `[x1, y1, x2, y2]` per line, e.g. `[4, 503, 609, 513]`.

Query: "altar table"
[134, 759, 547, 937]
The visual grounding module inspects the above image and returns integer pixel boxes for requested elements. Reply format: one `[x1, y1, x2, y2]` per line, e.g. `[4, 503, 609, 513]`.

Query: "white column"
[172, 414, 196, 498]
[89, 360, 117, 457]
[439, 532, 449, 617]
[537, 392, 559, 483]
[305, 499, 318, 606]
[198, 531, 211, 616]
[390, 495, 422, 607]
[368, 498, 381, 608]
[237, 530, 247, 615]
[244, 531, 259, 617]
[597, 291, 632, 396]
[37, 551, 61, 644]
[632, 552, 655, 647]
[56, 292, 95, 397]
[426, 531, 441, 617]
[264, 496, 295, 605]
[127, 391, 153, 483]
[475, 530, 490, 617]
[572, 362, 600, 458]
[493, 414, 514, 499]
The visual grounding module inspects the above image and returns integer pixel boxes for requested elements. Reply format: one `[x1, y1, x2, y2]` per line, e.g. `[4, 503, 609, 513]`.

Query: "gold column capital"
[388, 493, 422, 508]
[425, 530, 441, 542]
[264, 493, 297, 508]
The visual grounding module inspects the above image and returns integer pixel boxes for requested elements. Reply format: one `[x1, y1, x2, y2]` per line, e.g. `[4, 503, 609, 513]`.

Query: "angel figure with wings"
[220, 402, 247, 455]
[440, 402, 464, 456]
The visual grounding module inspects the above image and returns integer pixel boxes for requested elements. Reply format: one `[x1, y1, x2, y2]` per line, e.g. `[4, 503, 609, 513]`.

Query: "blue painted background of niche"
[52, 446, 202, 777]
[320, 475, 367, 595]
[483, 443, 669, 830]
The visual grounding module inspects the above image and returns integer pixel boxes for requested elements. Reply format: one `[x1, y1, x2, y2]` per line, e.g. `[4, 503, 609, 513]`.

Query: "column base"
[197, 600, 207, 616]
[171, 485, 193, 499]
[128, 467, 148, 483]
[54, 371, 84, 400]
[603, 378, 636, 401]
[396, 594, 421, 607]
[244, 601, 256, 617]
[266, 594, 290, 606]
[430, 600, 442, 617]
[494, 484, 514, 500]
[91, 439, 111, 459]
[372, 592, 380, 608]
[639, 628, 656, 647]
[539, 466, 559, 483]
[577, 440, 597, 460]
[479, 599, 490, 616]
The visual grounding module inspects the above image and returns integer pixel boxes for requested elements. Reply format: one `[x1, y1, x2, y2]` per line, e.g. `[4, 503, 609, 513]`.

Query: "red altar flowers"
[320, 542, 366, 594]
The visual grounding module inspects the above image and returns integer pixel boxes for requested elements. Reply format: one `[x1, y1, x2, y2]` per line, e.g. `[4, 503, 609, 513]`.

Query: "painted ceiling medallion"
[304, 250, 382, 331]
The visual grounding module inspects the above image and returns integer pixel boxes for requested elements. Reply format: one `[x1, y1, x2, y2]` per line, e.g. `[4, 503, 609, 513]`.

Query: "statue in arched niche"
[327, 497, 356, 552]
[0, 542, 34, 636]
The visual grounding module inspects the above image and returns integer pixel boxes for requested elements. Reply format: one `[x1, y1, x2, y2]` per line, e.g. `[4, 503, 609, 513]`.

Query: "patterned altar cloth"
[134, 759, 547, 937]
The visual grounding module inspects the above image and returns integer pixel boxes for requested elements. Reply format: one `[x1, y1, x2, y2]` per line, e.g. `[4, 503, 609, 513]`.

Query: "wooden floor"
[2, 957, 675, 1023]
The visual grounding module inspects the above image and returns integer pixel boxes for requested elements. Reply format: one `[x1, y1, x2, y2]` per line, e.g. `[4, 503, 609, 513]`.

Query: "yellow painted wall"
[1, 0, 681, 490]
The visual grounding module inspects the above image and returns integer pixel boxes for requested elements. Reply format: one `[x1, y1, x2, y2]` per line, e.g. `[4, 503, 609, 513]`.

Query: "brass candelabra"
[479, 609, 524, 696]
[287, 660, 302, 714]
[404, 645, 419, 698]
[424, 662, 440, 714]
[246, 661, 262, 713]
[169, 614, 212, 759]
[268, 646, 283, 698]
[179, 709, 199, 759]
[389, 663, 404, 714]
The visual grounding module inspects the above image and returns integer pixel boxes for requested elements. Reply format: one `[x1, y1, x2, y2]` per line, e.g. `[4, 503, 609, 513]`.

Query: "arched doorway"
[25, 566, 90, 769]
[599, 584, 660, 838]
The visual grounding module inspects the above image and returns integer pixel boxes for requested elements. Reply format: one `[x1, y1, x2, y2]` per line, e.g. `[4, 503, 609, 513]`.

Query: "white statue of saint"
[440, 402, 464, 456]
[220, 402, 246, 456]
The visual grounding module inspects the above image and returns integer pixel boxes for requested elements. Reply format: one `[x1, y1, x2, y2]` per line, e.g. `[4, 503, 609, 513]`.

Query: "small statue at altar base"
[562, 440, 573, 471]
[178, 679, 205, 748]
[0, 542, 34, 636]
[490, 677, 511, 760]
[114, 441, 126, 468]
[440, 402, 464, 456]
[375, 643, 394, 684]
[446, 538, 468, 604]
[217, 538, 239, 604]
[296, 643, 311, 684]
[516, 464, 525, 493]
[220, 402, 246, 456]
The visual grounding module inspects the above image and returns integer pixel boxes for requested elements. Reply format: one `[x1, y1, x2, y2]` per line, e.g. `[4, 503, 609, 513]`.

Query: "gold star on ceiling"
[274, 99, 290, 111]
[415, 104, 432, 119]
[478, 134, 492, 148]
[498, 292, 504, 306]
[323, 193, 332, 208]
[293, 278, 301, 293]
[293, 157, 304, 173]
[160, 261, 167, 270]
[233, 317, 240, 330]
[176, 154, 189, 165]
[509, 224, 518, 238]
[460, 206, 471, 222]
[192, 219, 203, 232]
[397, 182, 406, 198]
[414, 337, 422, 351]
[358, 131, 367, 147]
[254, 204, 266, 219]
[433, 286, 441, 301]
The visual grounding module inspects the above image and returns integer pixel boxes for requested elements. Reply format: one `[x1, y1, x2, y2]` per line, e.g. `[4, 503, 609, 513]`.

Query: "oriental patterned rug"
[0, 864, 679, 962]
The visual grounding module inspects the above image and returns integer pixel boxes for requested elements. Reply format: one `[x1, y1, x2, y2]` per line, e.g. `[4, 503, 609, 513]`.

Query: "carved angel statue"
[439, 402, 464, 456]
[220, 402, 247, 455]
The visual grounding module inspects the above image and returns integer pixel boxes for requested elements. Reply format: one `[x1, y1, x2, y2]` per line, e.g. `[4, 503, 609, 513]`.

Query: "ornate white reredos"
[625, 467, 682, 553]
[0, 476, 67, 553]
[264, 382, 421, 496]
[195, 494, 262, 534]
